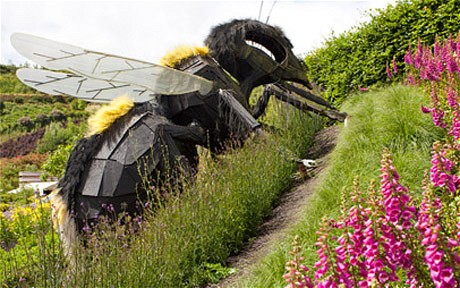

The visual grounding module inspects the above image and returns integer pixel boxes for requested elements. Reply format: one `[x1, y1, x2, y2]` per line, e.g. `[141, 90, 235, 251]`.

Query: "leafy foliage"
[0, 198, 60, 287]
[0, 65, 91, 194]
[41, 142, 76, 179]
[35, 122, 85, 154]
[304, 0, 460, 105]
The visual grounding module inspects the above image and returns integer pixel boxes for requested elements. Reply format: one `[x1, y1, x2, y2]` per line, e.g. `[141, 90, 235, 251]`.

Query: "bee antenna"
[265, 0, 277, 24]
[258, 0, 264, 21]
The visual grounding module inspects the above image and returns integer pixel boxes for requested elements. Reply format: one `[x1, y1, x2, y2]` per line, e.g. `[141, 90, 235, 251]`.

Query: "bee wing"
[16, 68, 157, 103]
[11, 33, 214, 96]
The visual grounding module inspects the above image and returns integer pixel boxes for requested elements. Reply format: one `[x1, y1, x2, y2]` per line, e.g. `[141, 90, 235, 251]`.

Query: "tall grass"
[0, 101, 322, 287]
[238, 84, 444, 287]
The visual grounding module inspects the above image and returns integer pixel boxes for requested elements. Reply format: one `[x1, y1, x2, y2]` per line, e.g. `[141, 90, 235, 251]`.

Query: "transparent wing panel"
[11, 33, 213, 96]
[16, 68, 156, 103]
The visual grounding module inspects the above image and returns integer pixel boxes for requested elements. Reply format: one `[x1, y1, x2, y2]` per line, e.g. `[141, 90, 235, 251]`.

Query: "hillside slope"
[234, 85, 443, 287]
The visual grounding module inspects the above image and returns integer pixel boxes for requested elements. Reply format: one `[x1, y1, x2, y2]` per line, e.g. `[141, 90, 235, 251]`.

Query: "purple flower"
[1, 239, 17, 252]
[434, 38, 441, 57]
[421, 105, 432, 114]
[427, 60, 440, 81]
[449, 111, 460, 141]
[430, 144, 458, 193]
[386, 63, 393, 79]
[392, 57, 398, 75]
[447, 87, 458, 108]
[414, 39, 423, 69]
[406, 73, 416, 85]
[416, 183, 458, 287]
[404, 46, 414, 65]
[82, 224, 91, 233]
[449, 35, 457, 51]
[447, 53, 459, 74]
[431, 109, 447, 128]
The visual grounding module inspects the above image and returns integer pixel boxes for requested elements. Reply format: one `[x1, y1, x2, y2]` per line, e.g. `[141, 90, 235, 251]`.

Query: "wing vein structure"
[11, 33, 214, 102]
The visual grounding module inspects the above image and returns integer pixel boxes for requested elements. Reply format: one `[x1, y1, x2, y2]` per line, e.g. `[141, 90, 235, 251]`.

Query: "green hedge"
[305, 0, 460, 106]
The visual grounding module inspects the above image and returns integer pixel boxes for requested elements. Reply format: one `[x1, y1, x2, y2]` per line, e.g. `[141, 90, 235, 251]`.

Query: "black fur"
[59, 135, 102, 212]
[204, 19, 293, 79]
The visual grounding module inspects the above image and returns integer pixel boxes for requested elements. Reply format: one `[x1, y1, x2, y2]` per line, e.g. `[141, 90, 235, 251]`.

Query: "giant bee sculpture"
[12, 19, 346, 253]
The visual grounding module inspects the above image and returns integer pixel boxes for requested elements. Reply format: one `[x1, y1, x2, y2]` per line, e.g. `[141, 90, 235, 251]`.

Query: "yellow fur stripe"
[50, 188, 77, 261]
[86, 96, 134, 136]
[160, 45, 209, 68]
[49, 188, 66, 226]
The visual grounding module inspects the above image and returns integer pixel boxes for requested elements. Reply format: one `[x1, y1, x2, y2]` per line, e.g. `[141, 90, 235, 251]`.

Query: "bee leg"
[251, 85, 273, 119]
[219, 89, 261, 132]
[252, 83, 347, 122]
[161, 124, 207, 173]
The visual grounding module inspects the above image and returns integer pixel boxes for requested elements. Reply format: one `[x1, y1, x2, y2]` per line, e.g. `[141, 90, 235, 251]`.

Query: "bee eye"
[244, 32, 286, 63]
[244, 40, 277, 62]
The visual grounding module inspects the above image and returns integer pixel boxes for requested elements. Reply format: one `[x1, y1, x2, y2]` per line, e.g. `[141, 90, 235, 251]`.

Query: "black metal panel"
[110, 123, 155, 165]
[94, 112, 146, 159]
[126, 123, 156, 165]
[101, 160, 124, 197]
[81, 160, 106, 196]
[113, 163, 144, 197]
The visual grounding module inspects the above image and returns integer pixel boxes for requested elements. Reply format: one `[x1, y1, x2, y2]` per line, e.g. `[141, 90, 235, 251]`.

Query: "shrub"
[0, 197, 60, 287]
[50, 110, 66, 122]
[0, 96, 90, 134]
[13, 97, 24, 104]
[304, 0, 460, 106]
[0, 164, 20, 193]
[69, 98, 87, 111]
[36, 122, 84, 154]
[0, 64, 37, 94]
[35, 114, 50, 126]
[18, 116, 33, 130]
[40, 142, 75, 179]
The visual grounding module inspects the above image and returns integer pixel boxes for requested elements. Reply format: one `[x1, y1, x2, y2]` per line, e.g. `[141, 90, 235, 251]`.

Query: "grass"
[236, 84, 444, 287]
[0, 100, 323, 287]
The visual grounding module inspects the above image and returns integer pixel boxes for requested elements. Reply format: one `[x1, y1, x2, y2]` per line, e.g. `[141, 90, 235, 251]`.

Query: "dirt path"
[206, 126, 339, 288]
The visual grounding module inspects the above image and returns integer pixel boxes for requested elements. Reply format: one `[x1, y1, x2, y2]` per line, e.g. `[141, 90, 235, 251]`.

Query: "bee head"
[205, 19, 312, 96]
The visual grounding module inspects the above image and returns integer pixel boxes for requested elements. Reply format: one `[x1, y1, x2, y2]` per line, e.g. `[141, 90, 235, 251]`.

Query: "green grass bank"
[237, 84, 443, 287]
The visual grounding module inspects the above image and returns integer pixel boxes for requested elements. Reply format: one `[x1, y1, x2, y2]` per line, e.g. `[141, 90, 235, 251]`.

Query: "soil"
[205, 126, 339, 288]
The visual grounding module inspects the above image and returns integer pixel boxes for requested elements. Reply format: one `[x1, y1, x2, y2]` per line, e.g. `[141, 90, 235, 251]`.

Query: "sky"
[1, 0, 397, 66]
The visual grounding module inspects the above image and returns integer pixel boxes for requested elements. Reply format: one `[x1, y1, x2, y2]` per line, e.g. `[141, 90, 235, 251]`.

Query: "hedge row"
[304, 0, 460, 105]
